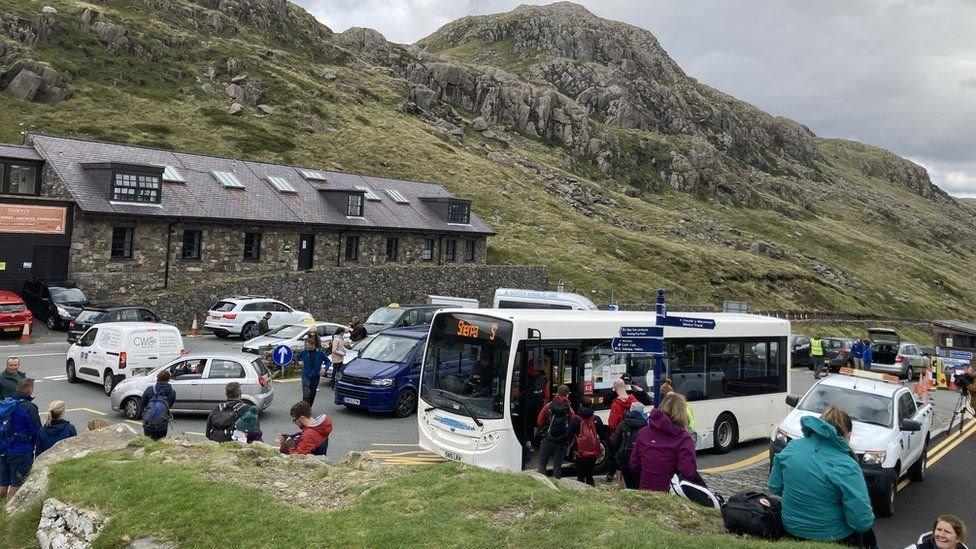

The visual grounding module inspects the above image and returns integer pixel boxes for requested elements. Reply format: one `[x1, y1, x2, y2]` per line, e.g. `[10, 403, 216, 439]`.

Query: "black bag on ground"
[721, 491, 784, 540]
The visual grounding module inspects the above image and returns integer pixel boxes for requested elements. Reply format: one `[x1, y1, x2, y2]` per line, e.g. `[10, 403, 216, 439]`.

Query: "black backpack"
[721, 491, 784, 540]
[209, 401, 247, 443]
[615, 424, 640, 470]
[543, 401, 570, 444]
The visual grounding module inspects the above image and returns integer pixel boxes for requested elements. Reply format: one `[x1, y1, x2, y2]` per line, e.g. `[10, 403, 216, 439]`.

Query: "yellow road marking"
[928, 419, 973, 456]
[700, 449, 770, 474]
[124, 420, 141, 425]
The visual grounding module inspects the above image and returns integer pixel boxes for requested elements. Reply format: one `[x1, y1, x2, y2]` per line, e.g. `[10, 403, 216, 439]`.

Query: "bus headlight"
[371, 378, 394, 387]
[480, 431, 503, 449]
[861, 450, 886, 466]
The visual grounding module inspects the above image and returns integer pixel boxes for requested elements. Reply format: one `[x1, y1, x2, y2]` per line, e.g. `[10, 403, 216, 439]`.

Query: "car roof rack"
[838, 367, 900, 384]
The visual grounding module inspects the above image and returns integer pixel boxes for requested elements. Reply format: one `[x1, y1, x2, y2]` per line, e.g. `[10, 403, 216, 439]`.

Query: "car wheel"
[906, 366, 914, 381]
[909, 438, 929, 482]
[241, 322, 256, 340]
[214, 330, 229, 339]
[122, 397, 141, 420]
[66, 359, 77, 383]
[103, 369, 117, 396]
[46, 315, 58, 330]
[393, 388, 417, 418]
[712, 412, 738, 454]
[874, 477, 896, 517]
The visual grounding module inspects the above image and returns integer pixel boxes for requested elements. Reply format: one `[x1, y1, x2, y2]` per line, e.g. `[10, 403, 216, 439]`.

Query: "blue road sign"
[620, 326, 664, 338]
[612, 337, 663, 354]
[950, 350, 973, 361]
[272, 344, 293, 366]
[660, 315, 716, 330]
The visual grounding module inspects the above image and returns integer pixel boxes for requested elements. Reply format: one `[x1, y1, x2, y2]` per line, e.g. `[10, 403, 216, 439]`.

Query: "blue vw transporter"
[334, 325, 429, 417]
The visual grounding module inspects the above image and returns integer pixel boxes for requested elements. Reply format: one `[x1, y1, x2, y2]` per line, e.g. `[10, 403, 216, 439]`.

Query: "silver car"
[241, 322, 350, 356]
[867, 328, 929, 380]
[110, 353, 275, 419]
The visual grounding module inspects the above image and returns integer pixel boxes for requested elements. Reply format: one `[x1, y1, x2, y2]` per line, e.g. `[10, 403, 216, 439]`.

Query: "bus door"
[512, 343, 580, 451]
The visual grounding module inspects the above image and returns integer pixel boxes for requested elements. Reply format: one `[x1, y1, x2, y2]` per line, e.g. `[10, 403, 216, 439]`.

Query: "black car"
[790, 334, 812, 368]
[20, 278, 90, 331]
[362, 304, 445, 334]
[67, 305, 161, 343]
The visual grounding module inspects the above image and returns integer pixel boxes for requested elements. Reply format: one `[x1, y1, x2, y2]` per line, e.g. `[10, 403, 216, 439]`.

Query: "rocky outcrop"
[0, 10, 62, 47]
[36, 498, 108, 549]
[0, 58, 71, 103]
[828, 139, 954, 205]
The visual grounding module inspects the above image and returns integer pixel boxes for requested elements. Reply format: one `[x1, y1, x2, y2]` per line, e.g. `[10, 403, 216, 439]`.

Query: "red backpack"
[576, 417, 601, 459]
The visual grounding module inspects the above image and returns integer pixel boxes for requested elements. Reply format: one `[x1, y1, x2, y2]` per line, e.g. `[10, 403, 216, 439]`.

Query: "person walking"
[612, 401, 647, 489]
[768, 406, 876, 547]
[862, 341, 874, 372]
[0, 378, 41, 501]
[629, 392, 703, 492]
[536, 384, 574, 479]
[296, 338, 329, 408]
[811, 335, 826, 379]
[606, 378, 638, 482]
[205, 382, 250, 443]
[907, 515, 968, 549]
[568, 402, 603, 486]
[140, 370, 176, 440]
[851, 339, 865, 370]
[1, 357, 26, 400]
[277, 401, 333, 455]
[256, 312, 272, 337]
[35, 400, 77, 456]
[329, 327, 347, 386]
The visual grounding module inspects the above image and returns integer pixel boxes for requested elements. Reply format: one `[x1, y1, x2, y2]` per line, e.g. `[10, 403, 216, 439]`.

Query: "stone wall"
[132, 264, 549, 328]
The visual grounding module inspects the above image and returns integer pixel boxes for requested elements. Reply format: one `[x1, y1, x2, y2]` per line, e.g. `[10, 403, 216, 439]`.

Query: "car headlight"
[480, 430, 503, 449]
[861, 450, 886, 466]
[56, 305, 70, 317]
[774, 428, 791, 445]
[371, 378, 394, 387]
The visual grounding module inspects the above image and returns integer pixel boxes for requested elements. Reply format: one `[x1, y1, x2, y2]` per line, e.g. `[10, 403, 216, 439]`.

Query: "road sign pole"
[653, 289, 665, 408]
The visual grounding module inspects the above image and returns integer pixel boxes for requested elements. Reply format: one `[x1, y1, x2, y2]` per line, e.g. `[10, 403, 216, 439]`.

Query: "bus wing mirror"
[785, 395, 800, 408]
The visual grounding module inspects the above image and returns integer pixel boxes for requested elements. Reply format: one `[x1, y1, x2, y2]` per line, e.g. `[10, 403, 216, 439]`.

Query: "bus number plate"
[443, 450, 462, 462]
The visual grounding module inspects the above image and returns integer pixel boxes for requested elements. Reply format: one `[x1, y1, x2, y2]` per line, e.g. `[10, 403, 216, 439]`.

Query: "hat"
[235, 405, 260, 432]
[47, 400, 66, 416]
[629, 401, 645, 415]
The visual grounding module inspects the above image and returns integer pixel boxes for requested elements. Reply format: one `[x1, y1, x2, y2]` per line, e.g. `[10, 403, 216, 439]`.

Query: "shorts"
[0, 452, 34, 487]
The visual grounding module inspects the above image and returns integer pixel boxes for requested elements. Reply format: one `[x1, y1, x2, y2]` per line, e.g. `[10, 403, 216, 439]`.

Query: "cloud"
[294, 0, 976, 196]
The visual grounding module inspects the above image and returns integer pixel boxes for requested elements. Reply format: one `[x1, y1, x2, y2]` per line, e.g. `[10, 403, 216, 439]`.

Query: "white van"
[492, 288, 599, 310]
[426, 295, 480, 308]
[66, 322, 185, 396]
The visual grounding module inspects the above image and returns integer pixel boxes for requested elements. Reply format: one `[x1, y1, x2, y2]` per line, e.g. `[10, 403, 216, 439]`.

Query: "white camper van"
[66, 322, 185, 395]
[492, 288, 599, 310]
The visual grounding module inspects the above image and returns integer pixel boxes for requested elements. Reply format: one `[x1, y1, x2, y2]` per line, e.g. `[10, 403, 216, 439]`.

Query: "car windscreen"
[798, 385, 893, 428]
[51, 288, 87, 303]
[211, 301, 236, 312]
[365, 307, 403, 325]
[75, 310, 108, 323]
[358, 334, 417, 363]
[265, 325, 307, 339]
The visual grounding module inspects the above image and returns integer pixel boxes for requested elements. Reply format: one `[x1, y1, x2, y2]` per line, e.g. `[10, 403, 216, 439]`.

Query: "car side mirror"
[785, 395, 800, 408]
[899, 419, 921, 432]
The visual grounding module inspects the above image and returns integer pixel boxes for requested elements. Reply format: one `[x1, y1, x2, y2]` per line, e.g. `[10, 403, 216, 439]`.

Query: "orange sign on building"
[0, 204, 68, 234]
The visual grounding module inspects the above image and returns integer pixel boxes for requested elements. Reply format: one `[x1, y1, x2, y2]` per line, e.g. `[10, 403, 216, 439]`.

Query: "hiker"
[233, 405, 263, 444]
[140, 370, 176, 440]
[536, 384, 574, 479]
[329, 327, 348, 386]
[1, 356, 26, 400]
[296, 337, 329, 408]
[0, 378, 41, 501]
[768, 405, 876, 547]
[811, 335, 826, 379]
[568, 401, 604, 486]
[630, 392, 703, 492]
[350, 315, 367, 342]
[862, 341, 874, 371]
[851, 339, 865, 370]
[612, 401, 647, 489]
[278, 401, 333, 455]
[206, 382, 250, 443]
[86, 419, 108, 431]
[606, 378, 638, 482]
[661, 378, 697, 444]
[257, 312, 272, 337]
[908, 515, 969, 549]
[35, 400, 77, 456]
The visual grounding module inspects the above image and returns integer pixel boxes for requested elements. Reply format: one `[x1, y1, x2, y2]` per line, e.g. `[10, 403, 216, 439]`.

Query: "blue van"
[334, 325, 428, 417]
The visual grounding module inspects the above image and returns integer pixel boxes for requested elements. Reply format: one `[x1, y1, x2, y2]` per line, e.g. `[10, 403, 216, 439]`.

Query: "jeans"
[302, 376, 319, 408]
[537, 439, 566, 478]
[575, 457, 595, 486]
[813, 356, 826, 378]
[331, 361, 343, 385]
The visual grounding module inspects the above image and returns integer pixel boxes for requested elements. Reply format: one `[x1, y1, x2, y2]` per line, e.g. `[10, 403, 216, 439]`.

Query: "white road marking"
[44, 375, 68, 380]
[10, 352, 67, 358]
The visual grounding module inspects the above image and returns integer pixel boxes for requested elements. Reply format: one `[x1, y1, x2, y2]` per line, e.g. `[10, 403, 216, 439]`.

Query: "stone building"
[0, 134, 493, 300]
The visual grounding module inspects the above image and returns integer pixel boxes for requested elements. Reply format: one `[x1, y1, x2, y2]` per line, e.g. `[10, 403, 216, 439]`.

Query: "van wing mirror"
[899, 419, 921, 432]
[785, 395, 800, 408]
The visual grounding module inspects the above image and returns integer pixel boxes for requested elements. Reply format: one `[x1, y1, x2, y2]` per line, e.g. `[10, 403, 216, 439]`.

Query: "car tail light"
[119, 351, 127, 369]
[258, 374, 268, 388]
[223, 313, 238, 319]
[895, 355, 904, 363]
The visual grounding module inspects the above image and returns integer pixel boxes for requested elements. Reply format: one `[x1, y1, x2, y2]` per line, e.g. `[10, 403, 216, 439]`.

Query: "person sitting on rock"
[35, 400, 77, 456]
[277, 401, 332, 456]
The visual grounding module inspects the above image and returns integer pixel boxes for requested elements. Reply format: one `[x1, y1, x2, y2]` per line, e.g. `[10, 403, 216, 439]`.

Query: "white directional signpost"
[272, 344, 293, 368]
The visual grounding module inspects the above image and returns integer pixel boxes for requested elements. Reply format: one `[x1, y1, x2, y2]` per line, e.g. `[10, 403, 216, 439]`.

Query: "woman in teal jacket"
[768, 406, 876, 547]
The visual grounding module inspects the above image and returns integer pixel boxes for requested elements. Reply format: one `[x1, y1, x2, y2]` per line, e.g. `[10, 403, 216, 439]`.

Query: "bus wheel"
[712, 413, 738, 454]
[593, 436, 612, 475]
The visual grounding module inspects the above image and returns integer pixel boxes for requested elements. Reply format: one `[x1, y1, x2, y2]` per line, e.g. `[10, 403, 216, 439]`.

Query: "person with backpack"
[568, 402, 604, 486]
[606, 378, 638, 482]
[630, 392, 703, 492]
[535, 384, 574, 479]
[140, 370, 176, 440]
[907, 515, 968, 549]
[612, 401, 647, 489]
[0, 377, 41, 501]
[296, 338, 329, 408]
[329, 328, 347, 386]
[768, 405, 876, 547]
[35, 400, 77, 457]
[206, 382, 250, 443]
[232, 405, 262, 444]
[278, 401, 333, 455]
[1, 356, 26, 400]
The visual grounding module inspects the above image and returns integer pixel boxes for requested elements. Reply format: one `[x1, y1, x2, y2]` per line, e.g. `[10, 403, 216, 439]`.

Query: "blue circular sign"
[272, 344, 293, 366]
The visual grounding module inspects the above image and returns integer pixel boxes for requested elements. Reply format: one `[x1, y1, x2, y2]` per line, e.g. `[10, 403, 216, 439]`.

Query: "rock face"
[36, 498, 108, 549]
[0, 58, 71, 103]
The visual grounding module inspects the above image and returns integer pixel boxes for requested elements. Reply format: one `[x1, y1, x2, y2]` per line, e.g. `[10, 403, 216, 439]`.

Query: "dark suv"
[362, 304, 444, 334]
[21, 279, 90, 331]
[67, 305, 161, 343]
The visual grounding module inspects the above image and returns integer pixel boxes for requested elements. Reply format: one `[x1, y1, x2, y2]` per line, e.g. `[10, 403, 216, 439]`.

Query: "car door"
[897, 391, 922, 464]
[168, 358, 207, 410]
[201, 359, 248, 408]
[75, 327, 101, 381]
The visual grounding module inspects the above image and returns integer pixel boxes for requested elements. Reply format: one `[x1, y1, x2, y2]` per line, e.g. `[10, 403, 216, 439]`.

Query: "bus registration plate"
[343, 397, 360, 405]
[442, 450, 462, 462]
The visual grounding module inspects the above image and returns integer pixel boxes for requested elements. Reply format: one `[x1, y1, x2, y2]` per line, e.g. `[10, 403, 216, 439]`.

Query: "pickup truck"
[770, 369, 934, 517]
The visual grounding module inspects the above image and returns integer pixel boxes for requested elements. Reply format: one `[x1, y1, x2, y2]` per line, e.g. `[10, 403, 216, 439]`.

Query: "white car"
[66, 322, 185, 395]
[241, 322, 350, 356]
[771, 369, 933, 517]
[204, 296, 313, 339]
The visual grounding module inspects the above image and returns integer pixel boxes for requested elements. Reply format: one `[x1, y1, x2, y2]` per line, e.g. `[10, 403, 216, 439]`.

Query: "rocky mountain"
[1, 0, 973, 317]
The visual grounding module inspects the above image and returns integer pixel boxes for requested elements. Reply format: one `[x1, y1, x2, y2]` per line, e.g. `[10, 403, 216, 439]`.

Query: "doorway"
[298, 234, 314, 270]
[512, 342, 582, 464]
[31, 245, 69, 282]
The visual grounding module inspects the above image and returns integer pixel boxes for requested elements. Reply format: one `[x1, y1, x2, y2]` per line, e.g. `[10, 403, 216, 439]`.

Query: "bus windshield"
[421, 313, 513, 420]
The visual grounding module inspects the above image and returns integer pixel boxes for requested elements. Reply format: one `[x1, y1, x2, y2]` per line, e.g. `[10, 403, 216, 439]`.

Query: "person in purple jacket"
[629, 392, 703, 492]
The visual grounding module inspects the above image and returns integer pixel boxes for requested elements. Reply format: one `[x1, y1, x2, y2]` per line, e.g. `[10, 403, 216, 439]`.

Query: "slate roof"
[0, 144, 43, 162]
[933, 320, 976, 336]
[27, 134, 494, 235]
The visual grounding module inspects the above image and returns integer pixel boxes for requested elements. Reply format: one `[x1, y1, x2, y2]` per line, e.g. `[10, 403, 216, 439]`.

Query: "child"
[232, 405, 262, 443]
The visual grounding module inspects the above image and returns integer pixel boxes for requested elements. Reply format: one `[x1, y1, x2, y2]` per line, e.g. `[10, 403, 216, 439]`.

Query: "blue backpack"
[0, 397, 24, 455]
[142, 388, 171, 429]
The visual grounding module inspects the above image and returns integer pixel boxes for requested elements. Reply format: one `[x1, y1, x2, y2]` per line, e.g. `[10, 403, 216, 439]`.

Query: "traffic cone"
[20, 322, 31, 344]
[188, 313, 200, 337]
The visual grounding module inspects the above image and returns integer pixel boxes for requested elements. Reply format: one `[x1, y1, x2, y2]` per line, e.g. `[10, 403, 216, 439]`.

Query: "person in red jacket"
[606, 378, 638, 482]
[278, 401, 333, 455]
[629, 392, 702, 492]
[535, 384, 576, 429]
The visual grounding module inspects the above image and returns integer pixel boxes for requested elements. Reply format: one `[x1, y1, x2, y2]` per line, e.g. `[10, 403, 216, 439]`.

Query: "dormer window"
[112, 171, 161, 203]
[347, 193, 364, 217]
[448, 201, 470, 224]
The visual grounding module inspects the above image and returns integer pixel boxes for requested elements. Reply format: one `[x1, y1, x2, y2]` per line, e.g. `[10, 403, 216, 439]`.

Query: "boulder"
[257, 104, 273, 115]
[5, 69, 41, 101]
[81, 9, 100, 26]
[227, 57, 244, 78]
[557, 477, 593, 492]
[228, 103, 244, 115]
[200, 83, 214, 95]
[35, 498, 108, 549]
[522, 470, 558, 490]
[41, 6, 57, 15]
[230, 74, 247, 84]
[408, 84, 435, 111]
[4, 466, 48, 515]
[471, 117, 488, 131]
[225, 83, 245, 102]
[1, 59, 71, 103]
[748, 240, 783, 259]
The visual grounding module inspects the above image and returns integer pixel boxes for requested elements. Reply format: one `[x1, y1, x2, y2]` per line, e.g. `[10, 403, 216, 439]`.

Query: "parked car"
[0, 291, 33, 336]
[334, 325, 429, 417]
[67, 305, 161, 343]
[866, 328, 929, 380]
[205, 296, 312, 339]
[823, 337, 855, 372]
[362, 304, 443, 334]
[241, 322, 350, 356]
[111, 353, 274, 419]
[790, 334, 812, 368]
[66, 322, 184, 395]
[773, 369, 933, 517]
[20, 279, 89, 331]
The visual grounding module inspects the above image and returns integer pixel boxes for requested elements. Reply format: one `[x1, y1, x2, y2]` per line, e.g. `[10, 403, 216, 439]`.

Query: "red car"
[0, 290, 33, 336]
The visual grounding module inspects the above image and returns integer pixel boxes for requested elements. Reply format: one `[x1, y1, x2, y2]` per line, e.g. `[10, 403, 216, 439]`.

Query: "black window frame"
[421, 238, 435, 261]
[243, 232, 262, 262]
[110, 226, 134, 260]
[444, 239, 457, 261]
[464, 240, 476, 262]
[0, 161, 42, 196]
[347, 193, 364, 217]
[181, 229, 202, 260]
[111, 170, 162, 204]
[385, 237, 398, 262]
[447, 201, 470, 224]
[345, 234, 360, 261]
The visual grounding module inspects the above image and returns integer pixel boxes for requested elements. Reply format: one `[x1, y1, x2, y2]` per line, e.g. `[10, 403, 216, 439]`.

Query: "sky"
[296, 1, 976, 197]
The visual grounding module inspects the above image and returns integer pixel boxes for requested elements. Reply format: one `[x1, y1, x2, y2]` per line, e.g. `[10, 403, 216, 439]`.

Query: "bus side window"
[668, 340, 707, 401]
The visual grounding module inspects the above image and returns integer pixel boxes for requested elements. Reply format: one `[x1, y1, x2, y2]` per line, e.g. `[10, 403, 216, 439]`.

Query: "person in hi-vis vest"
[811, 336, 826, 379]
